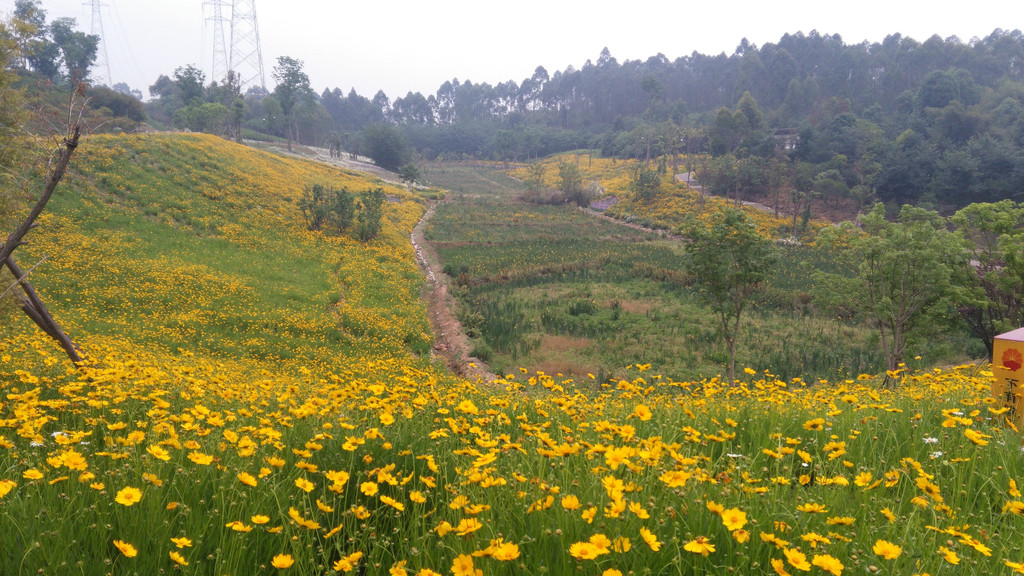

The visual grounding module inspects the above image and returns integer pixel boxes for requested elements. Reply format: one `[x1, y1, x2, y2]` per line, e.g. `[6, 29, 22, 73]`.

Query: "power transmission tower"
[229, 0, 266, 93]
[204, 0, 230, 83]
[86, 0, 111, 86]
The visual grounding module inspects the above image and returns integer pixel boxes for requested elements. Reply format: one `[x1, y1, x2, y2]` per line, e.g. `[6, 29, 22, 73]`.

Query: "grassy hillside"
[0, 137, 1021, 576]
[10, 133, 432, 375]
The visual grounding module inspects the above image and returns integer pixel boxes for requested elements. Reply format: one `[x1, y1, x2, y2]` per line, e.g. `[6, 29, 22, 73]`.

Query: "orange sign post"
[993, 328, 1024, 428]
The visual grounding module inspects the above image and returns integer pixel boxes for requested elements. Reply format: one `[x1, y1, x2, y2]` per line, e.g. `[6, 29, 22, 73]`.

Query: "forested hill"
[321, 30, 1024, 210]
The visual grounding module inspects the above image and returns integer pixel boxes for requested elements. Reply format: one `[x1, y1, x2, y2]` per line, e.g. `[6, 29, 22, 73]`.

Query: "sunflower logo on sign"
[1002, 348, 1023, 372]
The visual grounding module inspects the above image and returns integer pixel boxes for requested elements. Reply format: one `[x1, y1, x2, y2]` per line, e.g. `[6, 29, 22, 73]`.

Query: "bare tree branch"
[0, 254, 46, 299]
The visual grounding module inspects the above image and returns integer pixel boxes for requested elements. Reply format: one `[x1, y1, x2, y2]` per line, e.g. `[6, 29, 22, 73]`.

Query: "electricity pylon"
[204, 0, 230, 83]
[86, 0, 112, 86]
[229, 0, 266, 93]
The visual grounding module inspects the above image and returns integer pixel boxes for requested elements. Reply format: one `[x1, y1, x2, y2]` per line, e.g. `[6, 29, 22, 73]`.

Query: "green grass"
[9, 134, 431, 374]
[422, 162, 977, 381]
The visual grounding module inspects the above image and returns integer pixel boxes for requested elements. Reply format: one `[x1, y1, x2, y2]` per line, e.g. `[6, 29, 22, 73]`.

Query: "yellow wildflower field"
[1, 135, 1022, 575]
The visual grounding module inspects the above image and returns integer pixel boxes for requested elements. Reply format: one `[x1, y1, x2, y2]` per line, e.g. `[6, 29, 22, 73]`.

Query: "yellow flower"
[811, 554, 844, 575]
[603, 570, 623, 576]
[568, 542, 604, 560]
[226, 520, 253, 532]
[964, 428, 991, 446]
[796, 502, 827, 513]
[451, 554, 479, 576]
[380, 495, 404, 511]
[474, 538, 520, 561]
[454, 518, 483, 536]
[873, 539, 902, 559]
[115, 486, 142, 506]
[803, 418, 826, 431]
[0, 479, 16, 498]
[683, 536, 714, 556]
[113, 540, 137, 558]
[937, 546, 960, 565]
[326, 470, 350, 485]
[632, 404, 653, 421]
[272, 553, 294, 568]
[732, 529, 750, 543]
[561, 494, 581, 510]
[187, 451, 214, 465]
[22, 469, 44, 480]
[1005, 501, 1024, 515]
[238, 472, 258, 487]
[581, 506, 597, 523]
[333, 551, 363, 572]
[771, 558, 793, 576]
[784, 548, 811, 571]
[1006, 560, 1024, 574]
[171, 537, 193, 548]
[639, 526, 661, 551]
[880, 507, 896, 522]
[628, 501, 650, 519]
[409, 491, 427, 504]
[589, 534, 612, 554]
[295, 477, 315, 493]
[169, 550, 189, 566]
[252, 515, 270, 524]
[721, 507, 747, 531]
[360, 481, 378, 496]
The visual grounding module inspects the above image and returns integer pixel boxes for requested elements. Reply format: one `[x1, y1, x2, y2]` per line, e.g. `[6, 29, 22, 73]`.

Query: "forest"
[7, 0, 1024, 212]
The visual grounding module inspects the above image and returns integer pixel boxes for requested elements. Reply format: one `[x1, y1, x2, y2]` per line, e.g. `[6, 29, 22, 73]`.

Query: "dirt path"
[255, 142, 498, 382]
[411, 202, 499, 382]
[579, 206, 684, 240]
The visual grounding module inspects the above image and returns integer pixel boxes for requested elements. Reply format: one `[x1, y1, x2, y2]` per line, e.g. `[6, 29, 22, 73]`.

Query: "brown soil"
[540, 334, 592, 351]
[411, 202, 499, 383]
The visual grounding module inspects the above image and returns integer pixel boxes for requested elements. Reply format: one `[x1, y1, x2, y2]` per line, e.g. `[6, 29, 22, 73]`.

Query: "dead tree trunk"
[1, 123, 83, 364]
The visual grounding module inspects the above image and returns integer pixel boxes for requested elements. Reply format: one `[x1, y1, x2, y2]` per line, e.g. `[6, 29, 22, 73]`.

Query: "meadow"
[423, 160, 975, 382]
[1, 136, 1022, 576]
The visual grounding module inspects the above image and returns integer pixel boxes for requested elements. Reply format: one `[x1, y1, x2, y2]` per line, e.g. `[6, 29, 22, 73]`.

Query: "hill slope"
[0, 135, 1021, 576]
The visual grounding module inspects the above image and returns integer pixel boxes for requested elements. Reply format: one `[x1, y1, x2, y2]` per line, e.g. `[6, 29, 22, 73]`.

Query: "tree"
[48, 17, 96, 82]
[950, 200, 1024, 358]
[361, 124, 409, 171]
[173, 64, 206, 107]
[356, 187, 386, 242]
[398, 163, 421, 185]
[524, 162, 546, 191]
[557, 161, 583, 204]
[814, 204, 969, 378]
[230, 97, 245, 143]
[630, 165, 661, 201]
[685, 208, 777, 382]
[271, 56, 312, 151]
[1, 84, 85, 363]
[299, 184, 355, 234]
[13, 0, 59, 80]
[172, 102, 229, 134]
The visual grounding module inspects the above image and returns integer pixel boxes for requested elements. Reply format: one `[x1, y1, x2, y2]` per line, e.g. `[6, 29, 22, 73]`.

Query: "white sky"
[3, 0, 1019, 100]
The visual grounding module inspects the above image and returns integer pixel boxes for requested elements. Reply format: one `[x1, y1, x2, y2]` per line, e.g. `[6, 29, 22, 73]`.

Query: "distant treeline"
[7, 2, 1024, 210]
[318, 30, 1024, 211]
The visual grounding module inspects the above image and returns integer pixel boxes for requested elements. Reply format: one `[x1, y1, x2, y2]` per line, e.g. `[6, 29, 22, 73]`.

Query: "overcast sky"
[3, 0, 1019, 100]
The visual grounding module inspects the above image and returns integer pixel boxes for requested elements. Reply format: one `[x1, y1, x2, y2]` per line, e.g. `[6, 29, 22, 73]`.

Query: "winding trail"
[411, 201, 499, 382]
